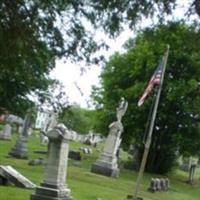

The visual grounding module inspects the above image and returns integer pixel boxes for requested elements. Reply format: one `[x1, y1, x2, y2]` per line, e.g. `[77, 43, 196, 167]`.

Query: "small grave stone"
[160, 178, 166, 190]
[83, 148, 89, 154]
[148, 177, 170, 192]
[0, 165, 35, 188]
[165, 178, 170, 190]
[0, 124, 12, 140]
[34, 150, 47, 154]
[68, 150, 82, 161]
[148, 178, 157, 192]
[28, 158, 46, 166]
[155, 178, 161, 191]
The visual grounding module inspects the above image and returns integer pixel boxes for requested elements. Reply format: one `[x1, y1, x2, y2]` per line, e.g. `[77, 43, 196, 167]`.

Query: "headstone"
[28, 158, 46, 166]
[34, 150, 47, 155]
[165, 178, 170, 190]
[188, 157, 198, 184]
[18, 126, 23, 134]
[0, 124, 12, 140]
[30, 126, 72, 200]
[160, 178, 166, 190]
[91, 98, 128, 177]
[83, 148, 89, 154]
[8, 110, 32, 159]
[0, 165, 35, 188]
[155, 178, 161, 191]
[6, 114, 24, 125]
[68, 150, 82, 161]
[148, 177, 170, 192]
[40, 132, 49, 145]
[148, 178, 157, 192]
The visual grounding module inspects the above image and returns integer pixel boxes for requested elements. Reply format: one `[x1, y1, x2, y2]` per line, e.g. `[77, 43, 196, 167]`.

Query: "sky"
[50, 1, 195, 109]
[50, 29, 133, 108]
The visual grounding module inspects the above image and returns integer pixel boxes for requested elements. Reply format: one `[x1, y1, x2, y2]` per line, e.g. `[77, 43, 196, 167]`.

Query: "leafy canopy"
[92, 21, 200, 173]
[59, 104, 95, 134]
[0, 0, 199, 115]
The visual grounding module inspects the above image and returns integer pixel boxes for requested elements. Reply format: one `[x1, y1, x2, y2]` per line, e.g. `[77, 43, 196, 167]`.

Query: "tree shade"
[92, 21, 200, 173]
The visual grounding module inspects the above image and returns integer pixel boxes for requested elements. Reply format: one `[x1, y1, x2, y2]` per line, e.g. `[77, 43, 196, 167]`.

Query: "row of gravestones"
[148, 178, 170, 192]
[1, 98, 131, 199]
[29, 98, 129, 199]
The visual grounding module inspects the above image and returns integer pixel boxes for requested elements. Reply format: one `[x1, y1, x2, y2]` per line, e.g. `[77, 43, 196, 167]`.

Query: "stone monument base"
[8, 137, 28, 159]
[31, 184, 72, 200]
[91, 160, 119, 177]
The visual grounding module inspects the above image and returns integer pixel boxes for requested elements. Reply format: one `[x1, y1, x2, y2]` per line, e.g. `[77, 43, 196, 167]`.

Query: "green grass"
[0, 132, 200, 200]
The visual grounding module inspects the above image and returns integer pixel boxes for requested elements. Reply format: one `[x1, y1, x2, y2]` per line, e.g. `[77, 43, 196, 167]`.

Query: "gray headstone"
[8, 110, 32, 159]
[28, 158, 46, 166]
[155, 178, 161, 191]
[160, 178, 166, 191]
[0, 165, 35, 188]
[6, 114, 24, 125]
[165, 178, 170, 190]
[0, 124, 12, 140]
[30, 126, 72, 200]
[68, 150, 81, 161]
[148, 178, 157, 192]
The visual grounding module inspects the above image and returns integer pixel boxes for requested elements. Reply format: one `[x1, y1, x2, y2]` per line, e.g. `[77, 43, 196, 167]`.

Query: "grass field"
[0, 132, 200, 200]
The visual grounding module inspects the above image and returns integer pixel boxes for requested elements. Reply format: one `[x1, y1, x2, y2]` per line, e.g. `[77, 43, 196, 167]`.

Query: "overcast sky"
[50, 1, 194, 109]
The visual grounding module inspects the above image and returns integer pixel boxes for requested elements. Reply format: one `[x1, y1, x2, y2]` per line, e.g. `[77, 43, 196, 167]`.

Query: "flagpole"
[130, 45, 170, 200]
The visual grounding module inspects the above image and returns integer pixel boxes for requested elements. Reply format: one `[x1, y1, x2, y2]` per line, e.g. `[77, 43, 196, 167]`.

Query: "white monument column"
[91, 97, 128, 177]
[30, 126, 72, 200]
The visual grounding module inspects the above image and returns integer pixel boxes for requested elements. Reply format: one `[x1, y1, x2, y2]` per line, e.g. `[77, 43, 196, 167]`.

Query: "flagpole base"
[126, 195, 143, 200]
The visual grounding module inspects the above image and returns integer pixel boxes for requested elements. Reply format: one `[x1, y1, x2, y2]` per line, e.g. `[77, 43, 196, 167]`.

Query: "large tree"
[59, 104, 95, 134]
[92, 21, 200, 173]
[0, 0, 199, 116]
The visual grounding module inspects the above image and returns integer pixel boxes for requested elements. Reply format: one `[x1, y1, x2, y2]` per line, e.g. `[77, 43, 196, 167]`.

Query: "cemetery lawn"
[0, 133, 200, 200]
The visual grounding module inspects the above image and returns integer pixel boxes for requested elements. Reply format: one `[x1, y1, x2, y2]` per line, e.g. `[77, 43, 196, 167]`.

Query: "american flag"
[138, 59, 164, 107]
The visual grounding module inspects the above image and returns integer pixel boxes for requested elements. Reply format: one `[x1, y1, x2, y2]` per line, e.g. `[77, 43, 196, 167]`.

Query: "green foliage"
[0, 0, 199, 116]
[93, 21, 200, 173]
[59, 104, 95, 134]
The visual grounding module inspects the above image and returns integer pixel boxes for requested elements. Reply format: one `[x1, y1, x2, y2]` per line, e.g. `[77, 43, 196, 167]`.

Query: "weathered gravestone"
[68, 150, 82, 161]
[6, 114, 24, 125]
[165, 178, 170, 189]
[148, 178, 157, 192]
[148, 177, 170, 192]
[28, 158, 46, 166]
[30, 125, 72, 200]
[0, 165, 35, 188]
[91, 97, 128, 177]
[160, 178, 167, 190]
[8, 110, 32, 159]
[0, 124, 12, 140]
[155, 178, 161, 191]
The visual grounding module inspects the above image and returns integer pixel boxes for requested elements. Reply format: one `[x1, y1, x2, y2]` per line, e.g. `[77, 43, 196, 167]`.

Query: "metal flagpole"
[131, 45, 170, 200]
